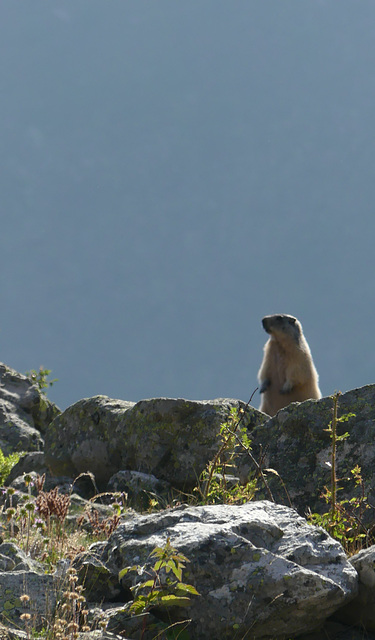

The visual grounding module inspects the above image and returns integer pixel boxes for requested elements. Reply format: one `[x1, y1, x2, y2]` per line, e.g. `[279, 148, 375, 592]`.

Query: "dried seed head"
[20, 594, 30, 604]
[20, 613, 31, 622]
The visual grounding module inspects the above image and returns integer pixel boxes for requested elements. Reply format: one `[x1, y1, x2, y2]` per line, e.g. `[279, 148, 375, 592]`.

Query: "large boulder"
[44, 396, 265, 488]
[237, 385, 375, 519]
[84, 501, 358, 639]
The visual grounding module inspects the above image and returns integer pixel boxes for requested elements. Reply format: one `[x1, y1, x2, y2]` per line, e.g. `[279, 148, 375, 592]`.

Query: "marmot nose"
[262, 317, 270, 332]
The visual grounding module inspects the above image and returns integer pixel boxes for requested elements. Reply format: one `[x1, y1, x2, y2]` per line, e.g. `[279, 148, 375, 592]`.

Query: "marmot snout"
[257, 313, 321, 416]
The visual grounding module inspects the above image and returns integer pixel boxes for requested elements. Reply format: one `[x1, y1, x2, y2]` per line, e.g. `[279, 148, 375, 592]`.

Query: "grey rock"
[0, 363, 62, 458]
[237, 386, 375, 519]
[88, 604, 148, 637]
[78, 632, 127, 640]
[93, 501, 358, 640]
[44, 395, 265, 488]
[0, 363, 60, 439]
[0, 398, 43, 456]
[108, 470, 171, 510]
[334, 545, 375, 632]
[0, 365, 41, 415]
[73, 545, 124, 602]
[0, 553, 15, 572]
[9, 472, 43, 495]
[7, 452, 47, 485]
[44, 396, 135, 483]
[9, 467, 75, 496]
[0, 542, 44, 572]
[0, 571, 57, 628]
[0, 625, 28, 640]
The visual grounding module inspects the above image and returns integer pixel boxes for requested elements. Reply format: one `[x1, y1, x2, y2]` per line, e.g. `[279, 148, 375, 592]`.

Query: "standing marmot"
[257, 314, 322, 416]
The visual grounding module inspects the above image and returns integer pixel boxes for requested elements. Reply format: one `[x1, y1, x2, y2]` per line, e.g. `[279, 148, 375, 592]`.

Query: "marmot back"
[257, 314, 321, 416]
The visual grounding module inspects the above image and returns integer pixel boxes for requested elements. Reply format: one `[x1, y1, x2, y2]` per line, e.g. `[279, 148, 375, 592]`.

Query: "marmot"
[257, 314, 321, 416]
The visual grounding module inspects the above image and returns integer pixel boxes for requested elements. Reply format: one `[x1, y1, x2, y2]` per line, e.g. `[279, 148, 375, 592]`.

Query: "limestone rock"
[44, 395, 265, 488]
[92, 501, 358, 639]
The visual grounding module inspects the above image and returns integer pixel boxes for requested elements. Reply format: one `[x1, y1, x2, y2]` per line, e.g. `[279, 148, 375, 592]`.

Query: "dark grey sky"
[1, 1, 375, 409]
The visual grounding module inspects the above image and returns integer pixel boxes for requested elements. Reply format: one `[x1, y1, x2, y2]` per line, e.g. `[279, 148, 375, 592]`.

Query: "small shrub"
[119, 538, 199, 639]
[308, 392, 373, 554]
[0, 448, 22, 485]
[26, 366, 57, 393]
[194, 406, 252, 504]
[194, 394, 274, 505]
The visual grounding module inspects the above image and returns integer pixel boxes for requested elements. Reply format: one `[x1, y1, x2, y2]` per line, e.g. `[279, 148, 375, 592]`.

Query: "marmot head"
[262, 314, 302, 343]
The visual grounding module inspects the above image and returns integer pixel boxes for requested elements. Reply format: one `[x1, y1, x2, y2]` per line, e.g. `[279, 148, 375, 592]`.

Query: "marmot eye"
[289, 318, 296, 325]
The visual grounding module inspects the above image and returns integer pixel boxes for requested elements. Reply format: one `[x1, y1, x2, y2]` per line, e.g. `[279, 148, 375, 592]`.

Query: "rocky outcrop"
[0, 503, 371, 639]
[238, 386, 375, 519]
[75, 501, 357, 640]
[2, 361, 375, 638]
[44, 395, 264, 488]
[2, 501, 359, 639]
[0, 364, 60, 456]
[42, 385, 375, 524]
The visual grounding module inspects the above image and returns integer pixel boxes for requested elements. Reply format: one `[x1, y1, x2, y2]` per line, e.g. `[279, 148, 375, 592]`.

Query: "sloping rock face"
[0, 364, 60, 455]
[44, 396, 265, 488]
[238, 386, 375, 518]
[93, 501, 358, 640]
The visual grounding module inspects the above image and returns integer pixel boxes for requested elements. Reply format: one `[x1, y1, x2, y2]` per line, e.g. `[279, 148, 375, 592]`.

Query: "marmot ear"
[289, 317, 296, 325]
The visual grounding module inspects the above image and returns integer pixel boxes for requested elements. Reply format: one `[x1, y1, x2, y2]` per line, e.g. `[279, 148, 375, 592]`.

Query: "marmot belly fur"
[258, 314, 321, 416]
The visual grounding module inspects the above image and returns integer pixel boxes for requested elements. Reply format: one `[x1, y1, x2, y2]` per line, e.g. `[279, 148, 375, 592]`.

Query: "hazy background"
[1, 1, 374, 410]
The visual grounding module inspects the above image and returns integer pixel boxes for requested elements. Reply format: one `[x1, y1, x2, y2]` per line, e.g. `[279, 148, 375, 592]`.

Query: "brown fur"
[257, 314, 321, 416]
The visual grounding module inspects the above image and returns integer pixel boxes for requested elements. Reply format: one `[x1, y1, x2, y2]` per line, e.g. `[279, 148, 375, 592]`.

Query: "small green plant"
[119, 538, 199, 639]
[308, 392, 372, 553]
[194, 391, 274, 505]
[195, 406, 257, 504]
[0, 448, 22, 485]
[26, 366, 57, 393]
